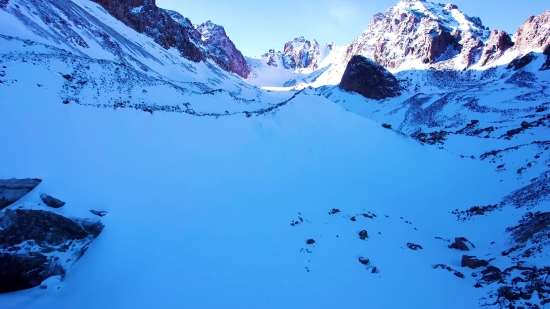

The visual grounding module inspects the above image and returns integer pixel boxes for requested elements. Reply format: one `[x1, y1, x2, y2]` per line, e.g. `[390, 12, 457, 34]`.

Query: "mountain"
[0, 0, 549, 309]
[196, 21, 251, 78]
[248, 1, 550, 88]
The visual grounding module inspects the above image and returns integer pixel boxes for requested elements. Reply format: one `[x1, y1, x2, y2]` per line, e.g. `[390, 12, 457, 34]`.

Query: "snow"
[0, 81, 510, 309]
[0, 0, 549, 308]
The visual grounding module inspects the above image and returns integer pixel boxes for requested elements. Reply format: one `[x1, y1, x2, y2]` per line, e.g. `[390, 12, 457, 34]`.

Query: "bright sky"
[156, 0, 549, 57]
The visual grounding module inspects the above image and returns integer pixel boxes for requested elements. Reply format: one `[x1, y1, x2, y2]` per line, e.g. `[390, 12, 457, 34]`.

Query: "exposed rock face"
[461, 255, 489, 269]
[339, 55, 401, 100]
[346, 0, 490, 70]
[90, 0, 204, 62]
[0, 178, 42, 210]
[0, 208, 104, 293]
[39, 193, 66, 208]
[257, 37, 333, 71]
[196, 21, 251, 78]
[542, 44, 550, 70]
[479, 30, 514, 66]
[513, 10, 550, 52]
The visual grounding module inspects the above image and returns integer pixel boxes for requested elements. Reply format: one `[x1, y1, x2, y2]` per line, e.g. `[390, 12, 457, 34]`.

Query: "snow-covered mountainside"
[1, 0, 550, 308]
[248, 0, 549, 89]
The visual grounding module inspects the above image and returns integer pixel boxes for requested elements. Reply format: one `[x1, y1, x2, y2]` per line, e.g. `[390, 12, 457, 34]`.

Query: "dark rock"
[90, 210, 107, 217]
[358, 230, 368, 240]
[449, 237, 471, 251]
[195, 21, 250, 78]
[90, 0, 204, 62]
[506, 212, 550, 243]
[521, 121, 531, 128]
[339, 55, 401, 100]
[306, 239, 315, 245]
[381, 123, 392, 129]
[507, 52, 536, 71]
[371, 266, 378, 274]
[0, 209, 104, 293]
[479, 30, 514, 66]
[498, 286, 522, 301]
[350, 216, 356, 221]
[39, 193, 65, 208]
[461, 255, 489, 269]
[407, 243, 423, 250]
[0, 178, 42, 210]
[328, 208, 340, 215]
[358, 257, 369, 265]
[454, 271, 465, 278]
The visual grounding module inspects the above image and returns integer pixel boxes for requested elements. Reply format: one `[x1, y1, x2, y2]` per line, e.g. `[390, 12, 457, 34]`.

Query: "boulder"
[0, 178, 42, 210]
[0, 208, 104, 293]
[358, 230, 369, 240]
[461, 255, 489, 269]
[39, 193, 66, 208]
[339, 55, 401, 100]
[448, 237, 472, 251]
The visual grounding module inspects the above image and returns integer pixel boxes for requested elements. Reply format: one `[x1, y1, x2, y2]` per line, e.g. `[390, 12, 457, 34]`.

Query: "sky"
[157, 0, 549, 57]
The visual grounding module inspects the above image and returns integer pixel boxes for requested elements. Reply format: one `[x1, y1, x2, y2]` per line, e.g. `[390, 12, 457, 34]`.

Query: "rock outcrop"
[346, 0, 490, 70]
[513, 10, 550, 52]
[196, 21, 250, 78]
[39, 193, 66, 208]
[90, 0, 204, 62]
[479, 30, 514, 66]
[339, 55, 401, 100]
[0, 178, 42, 210]
[0, 208, 104, 293]
[257, 37, 333, 71]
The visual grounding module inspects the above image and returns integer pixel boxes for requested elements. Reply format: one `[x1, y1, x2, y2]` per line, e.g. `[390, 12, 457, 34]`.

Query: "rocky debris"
[339, 55, 401, 100]
[90, 210, 107, 217]
[542, 44, 550, 70]
[328, 208, 341, 215]
[452, 204, 499, 220]
[476, 266, 504, 286]
[362, 213, 375, 219]
[196, 21, 250, 78]
[506, 211, 550, 243]
[434, 264, 465, 279]
[350, 216, 356, 221]
[461, 255, 489, 269]
[289, 214, 309, 227]
[448, 237, 474, 251]
[358, 230, 369, 240]
[305, 239, 315, 245]
[381, 123, 392, 129]
[90, 0, 204, 62]
[0, 208, 104, 293]
[411, 130, 449, 145]
[479, 30, 514, 66]
[407, 243, 423, 250]
[507, 52, 537, 71]
[481, 264, 550, 308]
[512, 10, 550, 52]
[358, 257, 370, 265]
[39, 193, 65, 208]
[0, 178, 42, 210]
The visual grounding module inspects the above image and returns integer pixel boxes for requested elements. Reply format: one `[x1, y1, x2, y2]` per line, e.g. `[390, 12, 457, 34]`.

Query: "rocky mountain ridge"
[249, 0, 550, 84]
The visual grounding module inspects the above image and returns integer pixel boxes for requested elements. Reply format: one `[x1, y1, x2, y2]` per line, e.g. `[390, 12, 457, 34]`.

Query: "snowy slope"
[0, 0, 550, 308]
[0, 84, 521, 309]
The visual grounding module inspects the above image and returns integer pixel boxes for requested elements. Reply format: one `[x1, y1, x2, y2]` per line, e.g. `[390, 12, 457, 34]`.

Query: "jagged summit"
[348, 0, 490, 70]
[195, 20, 251, 78]
[252, 36, 334, 72]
